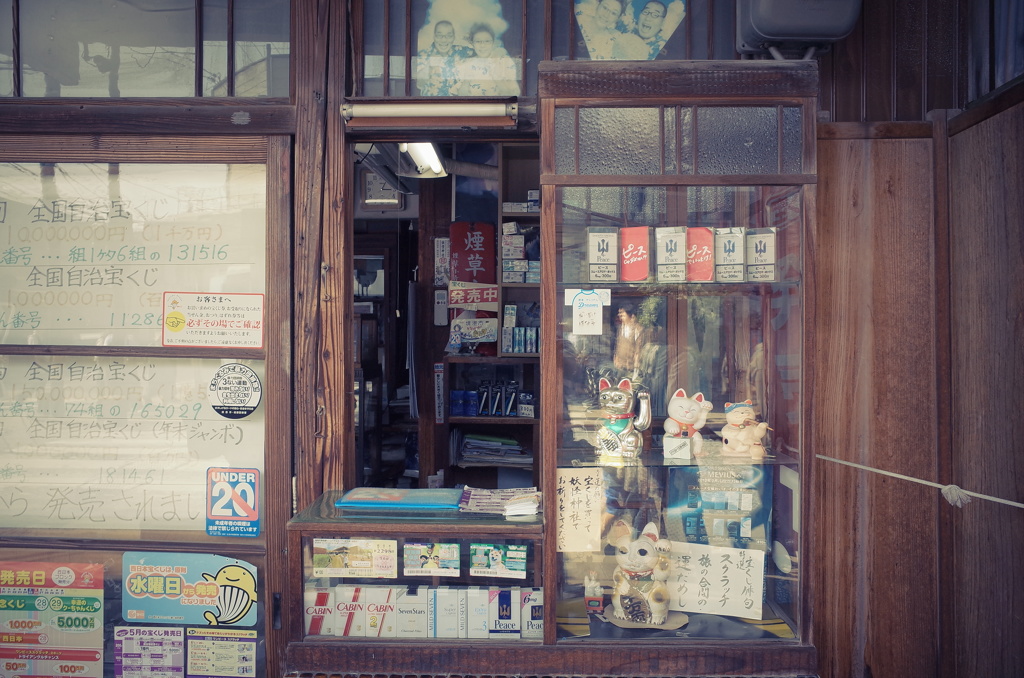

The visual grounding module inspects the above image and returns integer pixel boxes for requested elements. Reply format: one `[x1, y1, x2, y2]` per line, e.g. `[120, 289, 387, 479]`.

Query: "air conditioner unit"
[736, 0, 862, 58]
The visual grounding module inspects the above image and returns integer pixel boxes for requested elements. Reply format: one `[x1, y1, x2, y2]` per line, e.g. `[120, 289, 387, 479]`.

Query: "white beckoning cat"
[663, 389, 713, 456]
[608, 520, 671, 625]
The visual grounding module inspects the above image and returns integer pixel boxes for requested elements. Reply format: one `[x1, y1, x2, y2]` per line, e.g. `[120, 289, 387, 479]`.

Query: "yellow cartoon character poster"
[123, 552, 258, 627]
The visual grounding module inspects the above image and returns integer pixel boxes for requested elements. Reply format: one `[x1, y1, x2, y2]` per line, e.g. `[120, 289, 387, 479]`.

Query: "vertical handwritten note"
[556, 467, 604, 551]
[0, 163, 266, 346]
[0, 355, 265, 531]
[666, 542, 765, 619]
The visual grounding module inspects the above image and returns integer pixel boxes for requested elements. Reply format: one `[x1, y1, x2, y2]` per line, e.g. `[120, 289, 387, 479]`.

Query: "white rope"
[816, 455, 1024, 510]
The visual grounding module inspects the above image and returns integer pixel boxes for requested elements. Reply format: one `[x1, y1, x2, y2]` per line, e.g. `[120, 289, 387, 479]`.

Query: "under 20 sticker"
[206, 468, 260, 538]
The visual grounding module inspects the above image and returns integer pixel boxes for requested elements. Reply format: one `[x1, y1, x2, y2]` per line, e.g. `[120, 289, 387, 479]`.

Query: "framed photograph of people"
[413, 0, 523, 96]
[574, 0, 686, 60]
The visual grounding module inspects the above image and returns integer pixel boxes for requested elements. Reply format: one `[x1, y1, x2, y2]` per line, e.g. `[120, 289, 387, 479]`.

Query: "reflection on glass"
[20, 1, 196, 97]
[202, 0, 229, 97]
[233, 0, 290, 97]
[0, 0, 12, 96]
[0, 355, 267, 532]
[0, 162, 267, 346]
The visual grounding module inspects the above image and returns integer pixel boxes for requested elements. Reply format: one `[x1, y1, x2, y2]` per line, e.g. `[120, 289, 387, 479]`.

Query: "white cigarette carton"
[396, 586, 429, 637]
[715, 227, 746, 282]
[520, 587, 544, 640]
[333, 584, 365, 637]
[488, 586, 521, 639]
[746, 227, 778, 281]
[655, 226, 687, 282]
[429, 586, 462, 638]
[363, 586, 397, 637]
[303, 584, 335, 636]
[466, 586, 490, 639]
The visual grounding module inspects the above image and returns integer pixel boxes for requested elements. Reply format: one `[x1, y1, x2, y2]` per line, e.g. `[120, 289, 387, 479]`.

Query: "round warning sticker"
[209, 363, 262, 419]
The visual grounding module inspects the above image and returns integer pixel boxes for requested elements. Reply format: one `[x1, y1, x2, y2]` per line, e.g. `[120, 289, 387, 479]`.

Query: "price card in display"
[312, 539, 398, 578]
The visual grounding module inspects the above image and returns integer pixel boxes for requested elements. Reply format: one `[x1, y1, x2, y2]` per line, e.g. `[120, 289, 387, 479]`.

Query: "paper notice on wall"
[666, 542, 766, 619]
[556, 467, 604, 551]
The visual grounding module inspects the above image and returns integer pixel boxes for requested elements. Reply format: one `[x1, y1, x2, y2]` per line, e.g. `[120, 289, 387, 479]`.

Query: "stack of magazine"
[450, 430, 533, 468]
[458, 486, 541, 517]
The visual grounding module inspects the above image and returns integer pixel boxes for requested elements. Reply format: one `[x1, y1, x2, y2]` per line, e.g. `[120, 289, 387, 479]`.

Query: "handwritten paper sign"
[0, 355, 265, 531]
[666, 542, 766, 619]
[0, 162, 266, 347]
[556, 467, 604, 551]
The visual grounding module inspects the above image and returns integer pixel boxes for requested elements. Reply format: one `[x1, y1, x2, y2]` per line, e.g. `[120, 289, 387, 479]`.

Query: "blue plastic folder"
[334, 487, 463, 511]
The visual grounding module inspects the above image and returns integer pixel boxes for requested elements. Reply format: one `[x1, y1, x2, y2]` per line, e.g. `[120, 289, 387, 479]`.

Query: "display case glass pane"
[696, 107, 778, 175]
[553, 183, 803, 642]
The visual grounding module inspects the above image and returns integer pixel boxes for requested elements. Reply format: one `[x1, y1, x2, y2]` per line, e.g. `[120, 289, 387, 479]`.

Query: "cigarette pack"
[655, 226, 687, 282]
[502, 221, 520, 235]
[746, 227, 778, 282]
[503, 246, 525, 259]
[513, 326, 525, 353]
[303, 584, 335, 636]
[502, 270, 526, 283]
[396, 586, 429, 637]
[715, 227, 746, 282]
[457, 586, 469, 638]
[502, 234, 525, 248]
[488, 586, 521, 639]
[333, 585, 365, 637]
[619, 225, 651, 282]
[429, 587, 462, 638]
[501, 326, 514, 353]
[525, 327, 537, 354]
[363, 586, 397, 637]
[520, 587, 544, 639]
[587, 227, 618, 282]
[503, 304, 518, 327]
[503, 258, 529, 272]
[686, 227, 715, 282]
[466, 586, 491, 639]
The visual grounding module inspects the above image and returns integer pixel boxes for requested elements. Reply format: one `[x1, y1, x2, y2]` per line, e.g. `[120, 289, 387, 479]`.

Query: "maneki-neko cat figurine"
[719, 400, 770, 459]
[663, 388, 713, 457]
[594, 377, 651, 458]
[608, 520, 671, 625]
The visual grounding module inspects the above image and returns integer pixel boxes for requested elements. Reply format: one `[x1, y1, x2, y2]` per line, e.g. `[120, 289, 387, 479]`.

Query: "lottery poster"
[0, 561, 105, 678]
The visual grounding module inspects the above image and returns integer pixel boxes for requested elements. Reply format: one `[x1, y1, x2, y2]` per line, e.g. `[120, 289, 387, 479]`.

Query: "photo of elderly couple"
[575, 0, 686, 60]
[415, 0, 521, 97]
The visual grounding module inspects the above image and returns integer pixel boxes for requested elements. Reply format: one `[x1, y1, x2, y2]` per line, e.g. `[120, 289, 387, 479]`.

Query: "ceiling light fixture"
[400, 142, 445, 176]
[341, 100, 518, 130]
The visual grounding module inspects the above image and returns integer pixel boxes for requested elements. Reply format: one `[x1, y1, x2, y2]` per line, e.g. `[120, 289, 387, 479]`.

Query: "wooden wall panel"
[817, 0, 965, 123]
[814, 132, 940, 678]
[947, 101, 1024, 678]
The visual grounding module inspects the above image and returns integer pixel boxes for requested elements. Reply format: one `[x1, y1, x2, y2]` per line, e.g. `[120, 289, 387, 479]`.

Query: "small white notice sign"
[163, 292, 264, 348]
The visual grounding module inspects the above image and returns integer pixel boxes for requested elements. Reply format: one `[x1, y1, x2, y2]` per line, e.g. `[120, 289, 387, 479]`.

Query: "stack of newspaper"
[450, 430, 533, 468]
[458, 486, 542, 517]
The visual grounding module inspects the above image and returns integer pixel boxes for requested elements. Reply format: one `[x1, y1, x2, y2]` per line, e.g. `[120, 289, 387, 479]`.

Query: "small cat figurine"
[608, 520, 671, 625]
[595, 377, 651, 458]
[663, 389, 713, 456]
[719, 399, 770, 459]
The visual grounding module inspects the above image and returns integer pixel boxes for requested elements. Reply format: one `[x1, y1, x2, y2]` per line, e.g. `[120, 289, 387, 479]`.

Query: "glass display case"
[538, 60, 816, 666]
